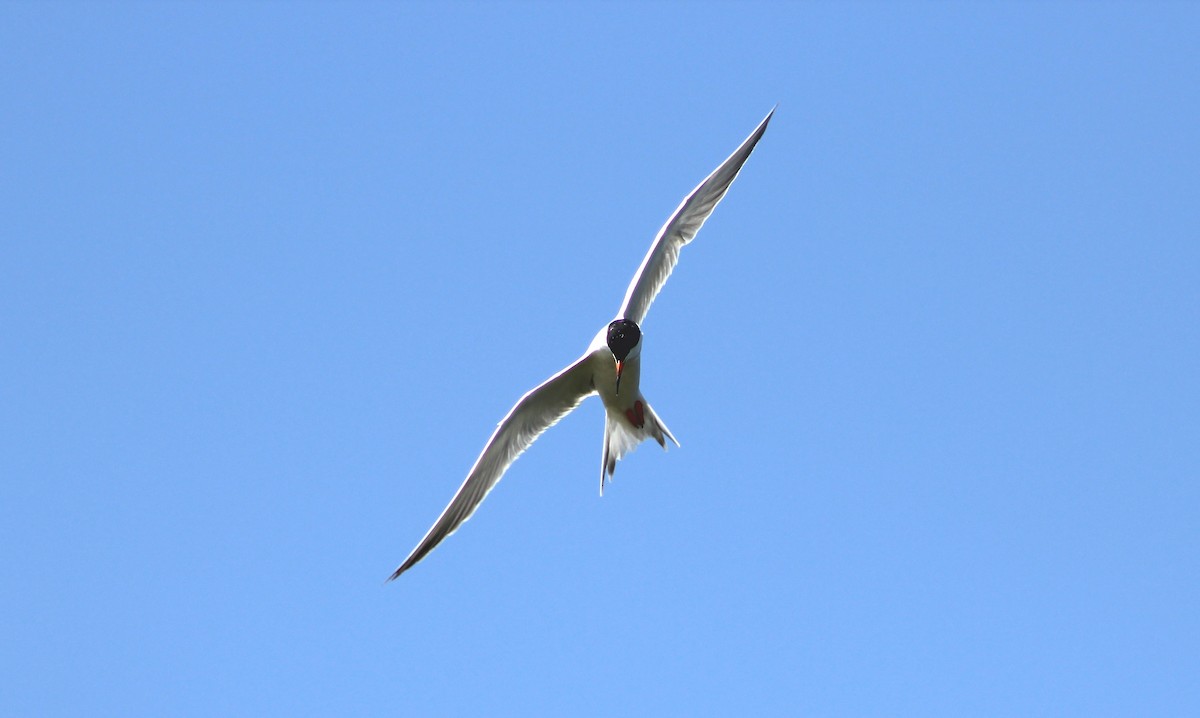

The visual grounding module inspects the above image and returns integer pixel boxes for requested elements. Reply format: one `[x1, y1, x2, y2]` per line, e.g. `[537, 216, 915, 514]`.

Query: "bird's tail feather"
[599, 397, 679, 495]
[642, 400, 679, 450]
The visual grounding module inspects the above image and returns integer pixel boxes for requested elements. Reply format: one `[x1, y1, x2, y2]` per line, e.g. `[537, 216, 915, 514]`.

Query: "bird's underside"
[389, 107, 773, 580]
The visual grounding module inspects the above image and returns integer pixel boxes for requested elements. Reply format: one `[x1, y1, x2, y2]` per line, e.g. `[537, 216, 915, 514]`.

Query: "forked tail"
[599, 397, 680, 495]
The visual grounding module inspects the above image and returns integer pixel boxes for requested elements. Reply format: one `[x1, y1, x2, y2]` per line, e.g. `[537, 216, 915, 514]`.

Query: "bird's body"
[390, 108, 773, 580]
[582, 324, 677, 482]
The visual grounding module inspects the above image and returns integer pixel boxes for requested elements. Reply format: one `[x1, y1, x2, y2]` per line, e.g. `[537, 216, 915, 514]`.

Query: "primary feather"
[388, 355, 596, 580]
[618, 107, 774, 325]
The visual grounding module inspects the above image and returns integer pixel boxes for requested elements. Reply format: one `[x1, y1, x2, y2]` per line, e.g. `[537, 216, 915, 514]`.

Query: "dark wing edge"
[618, 106, 775, 324]
[387, 354, 596, 580]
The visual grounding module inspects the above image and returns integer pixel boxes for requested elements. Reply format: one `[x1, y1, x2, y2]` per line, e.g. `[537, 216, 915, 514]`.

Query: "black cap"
[606, 319, 641, 361]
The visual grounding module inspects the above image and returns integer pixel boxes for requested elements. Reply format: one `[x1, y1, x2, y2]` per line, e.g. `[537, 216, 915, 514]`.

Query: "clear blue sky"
[3, 2, 1197, 715]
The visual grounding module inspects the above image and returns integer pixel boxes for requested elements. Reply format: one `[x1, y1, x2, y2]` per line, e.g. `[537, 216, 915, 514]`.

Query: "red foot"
[624, 400, 645, 429]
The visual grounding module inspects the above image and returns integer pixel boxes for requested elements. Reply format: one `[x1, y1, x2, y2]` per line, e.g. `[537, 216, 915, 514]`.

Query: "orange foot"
[625, 400, 645, 429]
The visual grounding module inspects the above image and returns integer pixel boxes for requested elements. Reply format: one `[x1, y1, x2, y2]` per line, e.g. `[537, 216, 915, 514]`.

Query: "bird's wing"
[389, 352, 598, 579]
[617, 107, 774, 325]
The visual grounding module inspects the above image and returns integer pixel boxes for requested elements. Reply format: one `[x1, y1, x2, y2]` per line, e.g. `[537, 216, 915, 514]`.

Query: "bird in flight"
[389, 108, 774, 580]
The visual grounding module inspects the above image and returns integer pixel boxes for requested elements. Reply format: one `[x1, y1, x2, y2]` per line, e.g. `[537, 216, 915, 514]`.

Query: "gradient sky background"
[3, 2, 1197, 715]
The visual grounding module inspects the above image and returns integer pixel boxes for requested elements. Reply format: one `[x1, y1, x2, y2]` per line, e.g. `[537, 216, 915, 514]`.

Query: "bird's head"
[606, 319, 642, 396]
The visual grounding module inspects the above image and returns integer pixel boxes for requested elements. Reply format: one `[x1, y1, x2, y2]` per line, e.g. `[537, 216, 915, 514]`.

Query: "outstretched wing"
[617, 107, 774, 325]
[389, 353, 597, 579]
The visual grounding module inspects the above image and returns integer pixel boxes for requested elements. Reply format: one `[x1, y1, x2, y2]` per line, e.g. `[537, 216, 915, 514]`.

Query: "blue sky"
[3, 2, 1197, 715]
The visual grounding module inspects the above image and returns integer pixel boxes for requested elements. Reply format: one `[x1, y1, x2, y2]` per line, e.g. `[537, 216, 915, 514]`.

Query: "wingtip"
[387, 554, 421, 582]
[758, 106, 776, 131]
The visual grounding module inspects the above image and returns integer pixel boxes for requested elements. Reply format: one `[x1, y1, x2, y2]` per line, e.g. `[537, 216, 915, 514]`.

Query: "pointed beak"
[614, 359, 624, 397]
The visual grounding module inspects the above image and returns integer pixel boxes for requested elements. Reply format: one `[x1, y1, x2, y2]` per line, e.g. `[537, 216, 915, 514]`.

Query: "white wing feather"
[618, 108, 774, 324]
[389, 353, 597, 579]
